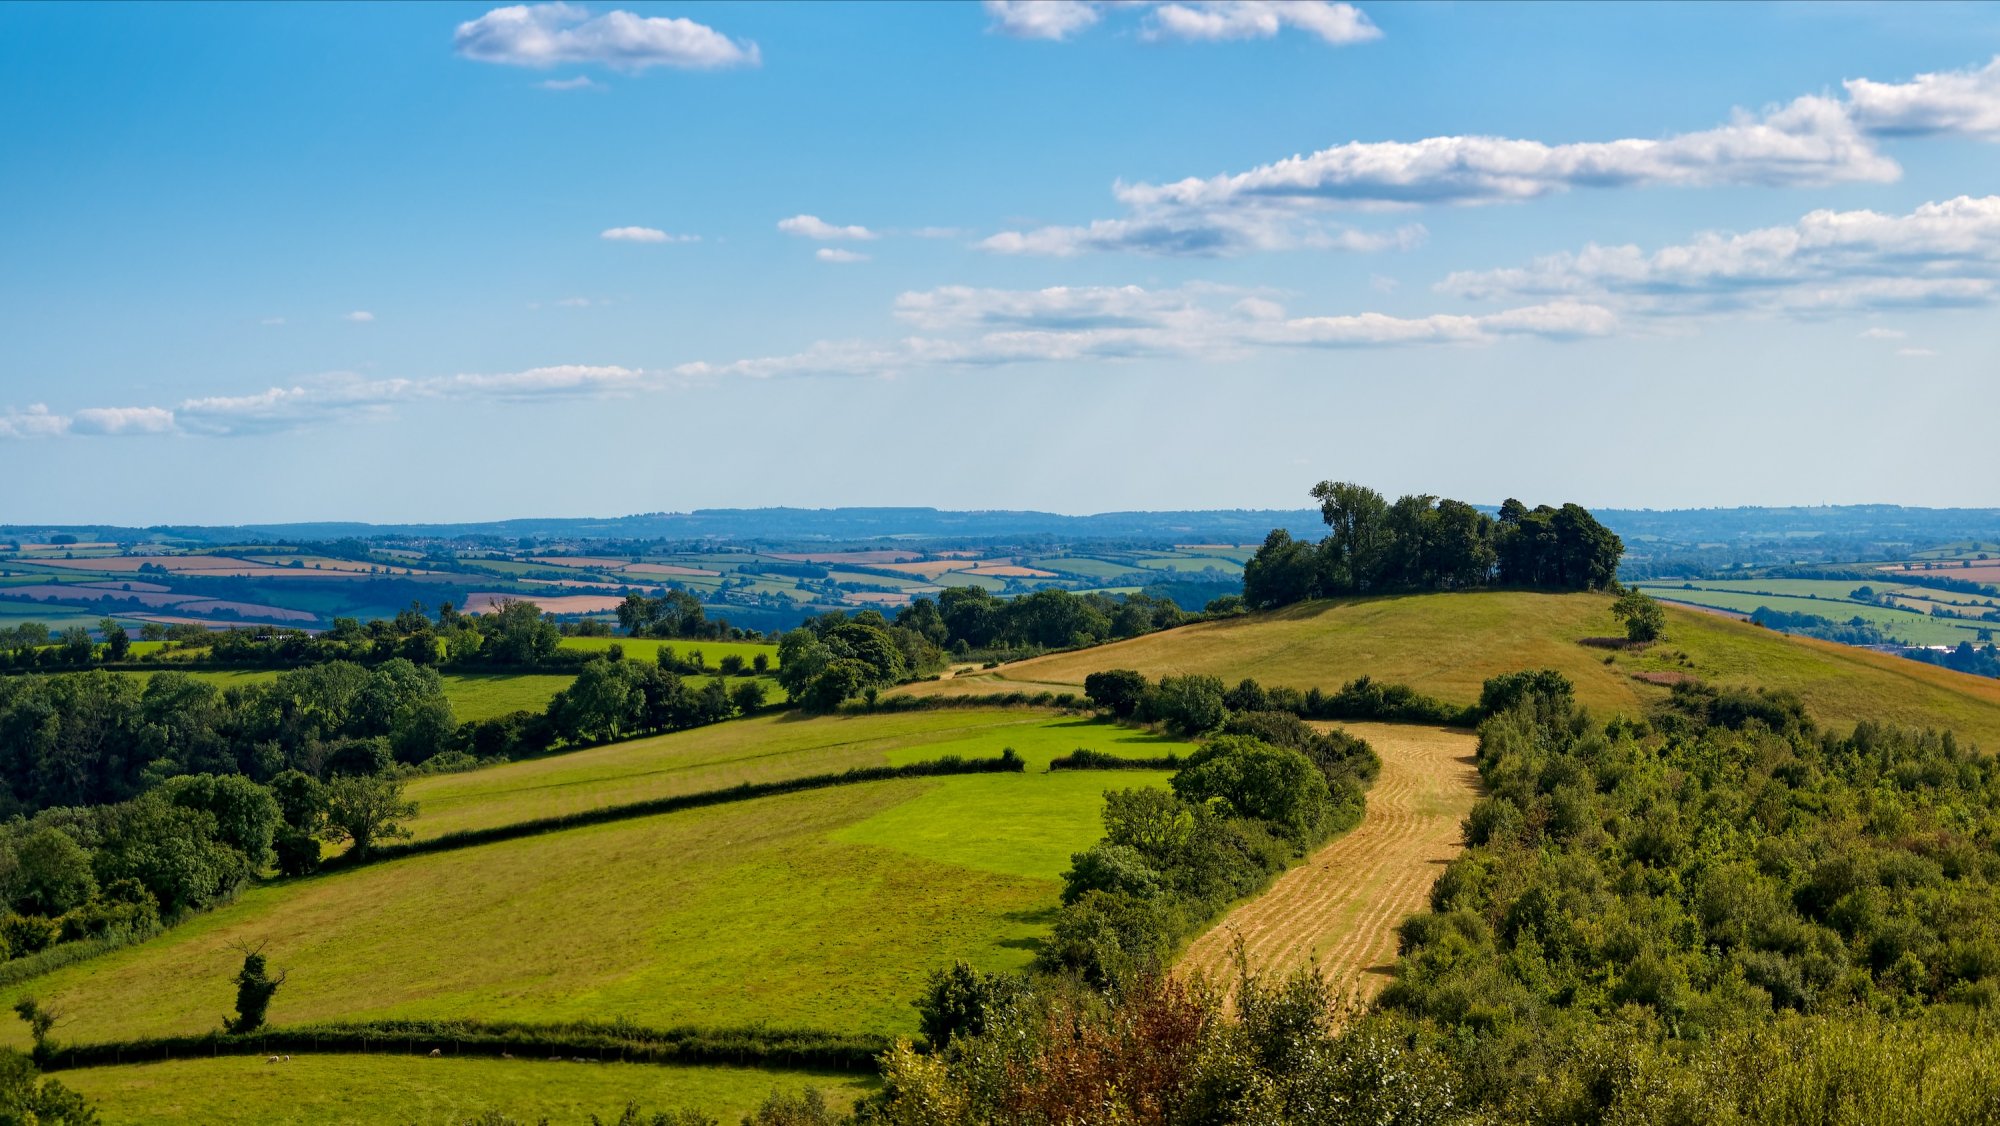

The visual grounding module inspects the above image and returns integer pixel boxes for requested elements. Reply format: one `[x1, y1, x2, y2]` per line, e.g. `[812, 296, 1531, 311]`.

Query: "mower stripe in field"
[1180, 723, 1480, 995]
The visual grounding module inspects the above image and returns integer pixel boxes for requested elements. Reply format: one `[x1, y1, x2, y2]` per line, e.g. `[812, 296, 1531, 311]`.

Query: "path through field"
[1180, 723, 1481, 996]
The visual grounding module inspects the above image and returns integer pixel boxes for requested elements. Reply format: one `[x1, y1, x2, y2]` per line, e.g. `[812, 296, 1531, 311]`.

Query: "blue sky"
[3, 1, 1999, 524]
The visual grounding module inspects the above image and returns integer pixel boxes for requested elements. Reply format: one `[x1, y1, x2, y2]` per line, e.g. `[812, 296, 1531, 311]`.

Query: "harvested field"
[871, 560, 973, 578]
[965, 564, 1059, 578]
[622, 563, 723, 577]
[462, 592, 627, 614]
[772, 550, 923, 564]
[1879, 562, 2000, 585]
[1180, 723, 1480, 996]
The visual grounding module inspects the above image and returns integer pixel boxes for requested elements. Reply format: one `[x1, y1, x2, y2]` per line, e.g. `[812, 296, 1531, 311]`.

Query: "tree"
[1311, 481, 1390, 593]
[0, 1045, 95, 1122]
[1151, 675, 1227, 736]
[1084, 670, 1149, 719]
[322, 774, 417, 859]
[12, 829, 95, 917]
[1611, 589, 1667, 642]
[222, 945, 286, 1034]
[1242, 529, 1320, 609]
[1171, 736, 1331, 844]
[730, 679, 766, 716]
[96, 620, 130, 663]
[913, 962, 1029, 1051]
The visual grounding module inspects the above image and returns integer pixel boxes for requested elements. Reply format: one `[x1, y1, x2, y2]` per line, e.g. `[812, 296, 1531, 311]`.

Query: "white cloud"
[343, 311, 375, 323]
[71, 406, 177, 436]
[1857, 327, 1906, 339]
[778, 214, 878, 240]
[1438, 195, 2000, 317]
[455, 3, 758, 71]
[1846, 55, 2000, 139]
[984, 1, 1380, 46]
[554, 296, 595, 307]
[984, 57, 2000, 259]
[537, 75, 603, 91]
[911, 226, 966, 239]
[1898, 347, 1938, 357]
[1144, 2, 1380, 45]
[259, 316, 286, 326]
[983, 0, 1102, 40]
[600, 226, 696, 243]
[979, 212, 1424, 257]
[0, 405, 72, 440]
[815, 248, 870, 263]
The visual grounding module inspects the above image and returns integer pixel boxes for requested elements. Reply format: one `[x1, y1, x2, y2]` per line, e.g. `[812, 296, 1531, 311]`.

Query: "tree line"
[1242, 480, 1624, 609]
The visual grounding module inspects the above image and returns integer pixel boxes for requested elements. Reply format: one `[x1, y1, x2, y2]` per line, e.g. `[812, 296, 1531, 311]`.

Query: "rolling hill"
[898, 591, 2000, 747]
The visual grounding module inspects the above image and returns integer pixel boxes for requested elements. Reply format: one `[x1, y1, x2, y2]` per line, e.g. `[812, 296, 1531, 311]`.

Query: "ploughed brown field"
[1181, 723, 1480, 996]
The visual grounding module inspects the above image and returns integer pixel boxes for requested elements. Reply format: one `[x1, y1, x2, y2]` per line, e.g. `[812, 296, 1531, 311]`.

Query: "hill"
[898, 591, 2000, 747]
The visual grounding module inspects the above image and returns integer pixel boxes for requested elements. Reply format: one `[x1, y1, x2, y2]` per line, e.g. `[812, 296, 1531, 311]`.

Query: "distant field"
[402, 709, 1188, 841]
[113, 670, 576, 723]
[894, 591, 2000, 747]
[61, 1054, 871, 1126]
[1635, 583, 1993, 647]
[1, 768, 1166, 1046]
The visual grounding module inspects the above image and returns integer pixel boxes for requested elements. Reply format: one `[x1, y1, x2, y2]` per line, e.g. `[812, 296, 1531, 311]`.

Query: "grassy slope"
[403, 709, 1191, 841]
[4, 769, 1166, 1048]
[894, 591, 2000, 747]
[62, 1055, 871, 1126]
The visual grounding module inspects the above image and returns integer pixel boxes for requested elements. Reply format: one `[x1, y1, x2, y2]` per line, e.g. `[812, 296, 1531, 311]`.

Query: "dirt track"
[1180, 723, 1481, 995]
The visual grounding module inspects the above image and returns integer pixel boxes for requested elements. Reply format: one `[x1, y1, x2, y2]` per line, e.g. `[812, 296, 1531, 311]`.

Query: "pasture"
[1635, 583, 1993, 647]
[894, 591, 2000, 747]
[1, 763, 1172, 1047]
[402, 709, 1190, 841]
[557, 635, 780, 668]
[60, 1054, 871, 1126]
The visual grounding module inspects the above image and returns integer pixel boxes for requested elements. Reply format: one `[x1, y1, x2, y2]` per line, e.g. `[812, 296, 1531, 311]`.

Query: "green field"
[60, 1054, 872, 1126]
[402, 708, 1191, 842]
[1, 760, 1169, 1048]
[896, 590, 2000, 748]
[114, 670, 578, 723]
[558, 635, 780, 668]
[1635, 583, 1993, 647]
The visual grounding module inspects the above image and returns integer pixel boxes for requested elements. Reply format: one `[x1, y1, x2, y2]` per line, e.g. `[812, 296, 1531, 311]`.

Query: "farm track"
[1180, 723, 1480, 997]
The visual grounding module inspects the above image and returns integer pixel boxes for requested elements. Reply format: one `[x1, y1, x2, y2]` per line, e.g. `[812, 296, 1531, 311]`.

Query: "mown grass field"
[2, 758, 1171, 1048]
[402, 708, 1189, 841]
[61, 1054, 872, 1126]
[895, 591, 2000, 747]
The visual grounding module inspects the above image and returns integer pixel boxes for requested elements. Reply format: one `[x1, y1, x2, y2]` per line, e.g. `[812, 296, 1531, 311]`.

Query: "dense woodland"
[1242, 482, 1624, 609]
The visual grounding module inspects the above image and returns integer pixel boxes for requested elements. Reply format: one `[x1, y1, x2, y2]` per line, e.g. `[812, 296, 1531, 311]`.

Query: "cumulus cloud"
[982, 56, 2000, 258]
[1144, 2, 1380, 45]
[1846, 56, 2000, 138]
[454, 3, 758, 70]
[601, 226, 696, 243]
[0, 405, 72, 440]
[342, 310, 375, 323]
[815, 248, 869, 263]
[1437, 195, 2000, 317]
[778, 214, 878, 240]
[982, 0, 1102, 40]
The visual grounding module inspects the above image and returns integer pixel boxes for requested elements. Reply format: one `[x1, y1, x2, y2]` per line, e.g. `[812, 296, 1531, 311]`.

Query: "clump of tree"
[222, 943, 285, 1034]
[615, 591, 733, 641]
[777, 611, 947, 712]
[1084, 668, 1477, 730]
[1611, 587, 1667, 642]
[1243, 480, 1623, 609]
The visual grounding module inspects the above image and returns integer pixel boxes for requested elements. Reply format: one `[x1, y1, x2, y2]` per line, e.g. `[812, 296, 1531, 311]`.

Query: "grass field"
[402, 708, 1189, 841]
[895, 591, 2000, 747]
[60, 1054, 873, 1126]
[113, 669, 577, 723]
[2, 763, 1170, 1047]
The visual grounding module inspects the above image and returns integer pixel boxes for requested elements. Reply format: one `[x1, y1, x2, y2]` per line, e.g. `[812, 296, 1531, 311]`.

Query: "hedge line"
[1046, 749, 1184, 772]
[42, 1018, 893, 1073]
[852, 691, 1089, 714]
[323, 752, 1026, 871]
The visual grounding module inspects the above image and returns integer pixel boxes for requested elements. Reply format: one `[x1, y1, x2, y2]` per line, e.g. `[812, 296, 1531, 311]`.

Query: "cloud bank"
[983, 1, 1380, 46]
